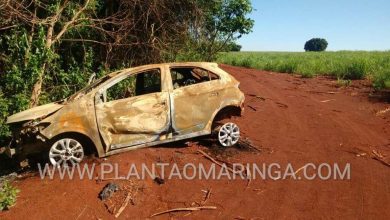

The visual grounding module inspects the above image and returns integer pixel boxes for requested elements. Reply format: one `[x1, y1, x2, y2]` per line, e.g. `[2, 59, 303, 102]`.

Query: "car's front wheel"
[218, 122, 240, 147]
[49, 138, 84, 166]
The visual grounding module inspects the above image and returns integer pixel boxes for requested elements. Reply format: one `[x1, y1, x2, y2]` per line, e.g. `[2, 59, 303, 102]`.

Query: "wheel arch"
[206, 104, 243, 132]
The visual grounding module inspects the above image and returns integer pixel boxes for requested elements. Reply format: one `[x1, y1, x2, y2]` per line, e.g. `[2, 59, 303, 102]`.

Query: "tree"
[221, 42, 242, 52]
[0, 0, 255, 144]
[2, 0, 96, 107]
[189, 0, 254, 60]
[230, 43, 242, 52]
[0, 0, 200, 107]
[304, 38, 328, 52]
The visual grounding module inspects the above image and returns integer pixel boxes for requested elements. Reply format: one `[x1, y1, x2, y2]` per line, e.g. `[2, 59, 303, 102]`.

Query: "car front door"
[95, 67, 171, 151]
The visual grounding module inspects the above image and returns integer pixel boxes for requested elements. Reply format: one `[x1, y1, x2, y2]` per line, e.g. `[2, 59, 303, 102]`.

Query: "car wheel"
[49, 138, 84, 166]
[218, 122, 240, 147]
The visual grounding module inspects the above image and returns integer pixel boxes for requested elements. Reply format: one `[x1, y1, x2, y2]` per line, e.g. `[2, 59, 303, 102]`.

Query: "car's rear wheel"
[218, 122, 240, 147]
[49, 138, 84, 166]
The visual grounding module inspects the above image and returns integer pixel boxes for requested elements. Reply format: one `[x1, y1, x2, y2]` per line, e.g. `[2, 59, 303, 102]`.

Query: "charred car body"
[5, 62, 244, 166]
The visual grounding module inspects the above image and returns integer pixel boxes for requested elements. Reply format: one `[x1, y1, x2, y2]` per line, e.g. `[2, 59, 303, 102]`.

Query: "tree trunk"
[29, 24, 54, 107]
[29, 0, 87, 107]
[29, 63, 46, 107]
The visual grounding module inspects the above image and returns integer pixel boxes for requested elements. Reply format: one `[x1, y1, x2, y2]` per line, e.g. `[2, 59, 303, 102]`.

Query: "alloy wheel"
[49, 138, 84, 166]
[218, 122, 240, 147]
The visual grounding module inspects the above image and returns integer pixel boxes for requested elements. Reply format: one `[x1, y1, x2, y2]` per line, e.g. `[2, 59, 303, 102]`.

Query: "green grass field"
[217, 51, 390, 89]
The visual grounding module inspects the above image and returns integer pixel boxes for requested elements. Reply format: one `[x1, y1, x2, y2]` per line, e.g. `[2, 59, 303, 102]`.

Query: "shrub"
[239, 58, 252, 68]
[373, 69, 390, 90]
[228, 42, 242, 52]
[277, 60, 298, 73]
[304, 38, 328, 52]
[0, 92, 10, 141]
[343, 60, 368, 80]
[336, 79, 352, 87]
[0, 181, 20, 211]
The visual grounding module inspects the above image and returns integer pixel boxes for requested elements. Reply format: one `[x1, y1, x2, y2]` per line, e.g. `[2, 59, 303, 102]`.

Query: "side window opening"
[106, 69, 161, 102]
[135, 70, 161, 96]
[170, 67, 219, 89]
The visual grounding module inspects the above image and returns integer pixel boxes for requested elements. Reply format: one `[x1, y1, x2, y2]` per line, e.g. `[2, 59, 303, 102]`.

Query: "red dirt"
[1, 65, 389, 219]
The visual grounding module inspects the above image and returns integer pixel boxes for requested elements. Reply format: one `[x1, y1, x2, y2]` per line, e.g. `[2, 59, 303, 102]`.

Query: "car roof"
[109, 62, 219, 77]
[167, 62, 218, 67]
[139, 62, 218, 68]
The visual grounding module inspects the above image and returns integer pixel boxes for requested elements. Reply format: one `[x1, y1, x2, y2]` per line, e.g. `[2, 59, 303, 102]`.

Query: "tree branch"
[0, 25, 17, 31]
[61, 38, 141, 46]
[52, 0, 90, 44]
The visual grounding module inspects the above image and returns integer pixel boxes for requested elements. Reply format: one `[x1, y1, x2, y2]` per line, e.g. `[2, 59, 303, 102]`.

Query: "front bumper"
[3, 132, 48, 160]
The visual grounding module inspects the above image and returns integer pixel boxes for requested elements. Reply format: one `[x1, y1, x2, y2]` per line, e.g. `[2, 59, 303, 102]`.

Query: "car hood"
[6, 103, 64, 124]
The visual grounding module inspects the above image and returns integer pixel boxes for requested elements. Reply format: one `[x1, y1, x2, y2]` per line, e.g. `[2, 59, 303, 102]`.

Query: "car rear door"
[169, 66, 223, 135]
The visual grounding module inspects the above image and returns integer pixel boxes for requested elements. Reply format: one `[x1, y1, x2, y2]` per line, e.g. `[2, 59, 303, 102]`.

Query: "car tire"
[217, 122, 240, 147]
[48, 137, 85, 166]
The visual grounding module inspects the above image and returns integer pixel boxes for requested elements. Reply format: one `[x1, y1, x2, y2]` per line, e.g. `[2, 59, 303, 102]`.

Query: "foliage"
[0, 25, 93, 143]
[187, 0, 254, 60]
[373, 69, 390, 89]
[0, 0, 254, 144]
[0, 181, 20, 211]
[217, 51, 390, 89]
[304, 38, 328, 52]
[225, 42, 242, 52]
[336, 79, 352, 87]
[0, 92, 10, 139]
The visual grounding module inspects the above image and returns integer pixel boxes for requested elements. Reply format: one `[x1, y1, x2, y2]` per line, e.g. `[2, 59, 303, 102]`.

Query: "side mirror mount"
[95, 90, 105, 105]
[88, 73, 96, 85]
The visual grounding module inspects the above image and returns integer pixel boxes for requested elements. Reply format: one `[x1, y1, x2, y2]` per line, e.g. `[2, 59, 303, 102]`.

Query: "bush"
[227, 42, 242, 52]
[0, 92, 10, 141]
[0, 181, 20, 211]
[239, 58, 252, 68]
[373, 69, 390, 89]
[304, 38, 328, 52]
[336, 79, 352, 87]
[276, 60, 298, 73]
[343, 60, 368, 80]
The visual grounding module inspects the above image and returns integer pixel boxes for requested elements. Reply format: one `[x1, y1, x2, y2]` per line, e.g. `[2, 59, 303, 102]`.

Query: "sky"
[238, 0, 390, 51]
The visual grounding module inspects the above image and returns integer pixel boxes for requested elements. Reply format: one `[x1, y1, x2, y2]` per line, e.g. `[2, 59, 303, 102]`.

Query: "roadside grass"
[217, 51, 390, 89]
[0, 181, 19, 211]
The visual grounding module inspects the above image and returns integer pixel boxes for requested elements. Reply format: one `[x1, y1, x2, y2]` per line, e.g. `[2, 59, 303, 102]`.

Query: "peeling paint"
[5, 62, 244, 160]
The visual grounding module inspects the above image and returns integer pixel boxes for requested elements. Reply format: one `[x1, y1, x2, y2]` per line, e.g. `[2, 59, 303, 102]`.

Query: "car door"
[95, 68, 170, 151]
[170, 66, 223, 135]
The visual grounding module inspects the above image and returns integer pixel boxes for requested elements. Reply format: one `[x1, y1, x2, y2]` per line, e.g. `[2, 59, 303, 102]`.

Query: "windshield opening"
[68, 75, 111, 101]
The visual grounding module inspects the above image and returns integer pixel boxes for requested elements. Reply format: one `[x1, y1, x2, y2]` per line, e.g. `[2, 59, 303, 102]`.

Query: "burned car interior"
[171, 67, 220, 88]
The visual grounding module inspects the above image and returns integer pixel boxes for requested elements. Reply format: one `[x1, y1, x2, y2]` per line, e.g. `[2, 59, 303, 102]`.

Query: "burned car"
[5, 62, 244, 166]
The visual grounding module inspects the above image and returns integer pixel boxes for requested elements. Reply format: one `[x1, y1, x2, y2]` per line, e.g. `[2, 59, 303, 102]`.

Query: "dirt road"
[1, 65, 389, 219]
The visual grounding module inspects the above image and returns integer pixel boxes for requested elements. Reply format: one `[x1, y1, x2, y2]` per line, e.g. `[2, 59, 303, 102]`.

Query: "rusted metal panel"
[39, 92, 105, 157]
[95, 92, 170, 150]
[169, 64, 244, 135]
[6, 103, 63, 124]
[5, 62, 244, 160]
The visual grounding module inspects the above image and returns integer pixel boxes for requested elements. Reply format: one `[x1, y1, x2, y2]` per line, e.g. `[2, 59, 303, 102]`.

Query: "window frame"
[100, 68, 163, 103]
[169, 66, 220, 90]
